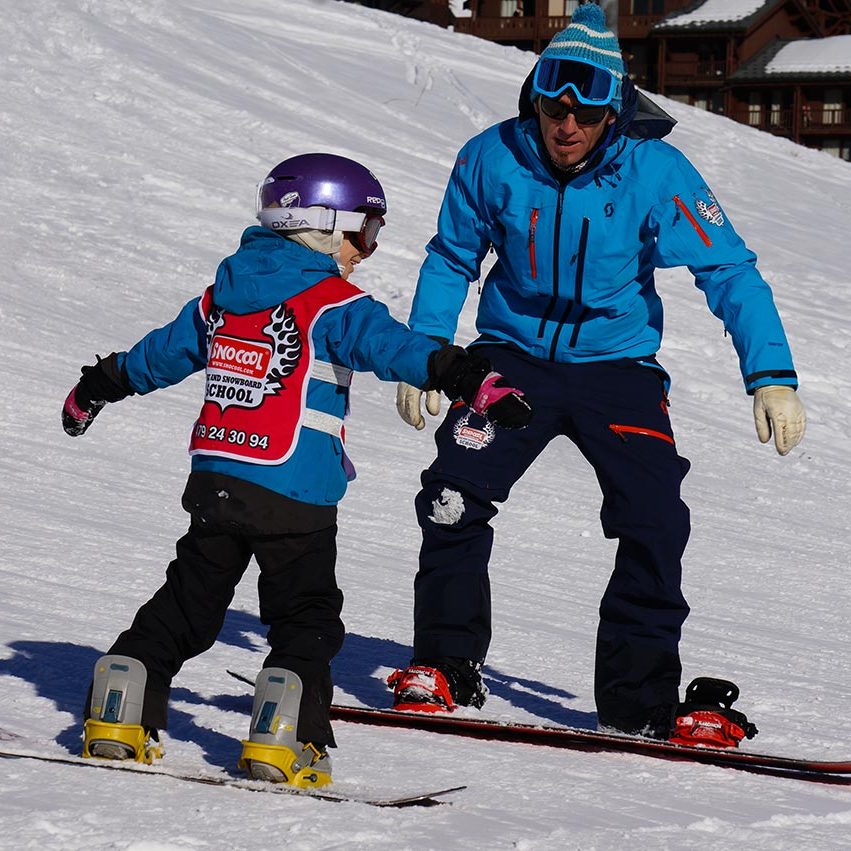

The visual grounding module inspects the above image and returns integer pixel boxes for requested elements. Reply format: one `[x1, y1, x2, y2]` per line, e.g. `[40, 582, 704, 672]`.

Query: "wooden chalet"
[650, 1, 851, 156]
[354, 0, 454, 27]
[452, 1, 581, 53]
[358, 0, 850, 158]
[724, 37, 850, 158]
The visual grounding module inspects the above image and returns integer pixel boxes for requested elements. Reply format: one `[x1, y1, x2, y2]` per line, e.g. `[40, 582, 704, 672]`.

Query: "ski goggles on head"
[532, 57, 617, 105]
[537, 95, 610, 126]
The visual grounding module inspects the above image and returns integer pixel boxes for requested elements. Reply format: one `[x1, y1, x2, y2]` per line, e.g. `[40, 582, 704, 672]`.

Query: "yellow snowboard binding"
[83, 655, 163, 764]
[238, 668, 332, 788]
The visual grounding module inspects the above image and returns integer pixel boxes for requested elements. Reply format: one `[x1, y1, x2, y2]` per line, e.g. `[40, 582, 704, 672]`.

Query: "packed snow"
[1, 1, 850, 849]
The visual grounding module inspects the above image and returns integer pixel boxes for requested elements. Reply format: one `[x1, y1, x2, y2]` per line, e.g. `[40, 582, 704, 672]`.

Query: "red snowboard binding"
[670, 677, 759, 749]
[387, 666, 457, 713]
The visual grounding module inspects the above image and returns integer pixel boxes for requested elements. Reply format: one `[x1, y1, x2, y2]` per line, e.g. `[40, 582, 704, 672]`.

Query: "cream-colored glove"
[396, 383, 442, 430]
[753, 385, 806, 456]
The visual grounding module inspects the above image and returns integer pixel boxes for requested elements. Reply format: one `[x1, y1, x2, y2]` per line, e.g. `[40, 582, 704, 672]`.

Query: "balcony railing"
[730, 106, 850, 135]
[618, 14, 666, 39]
[801, 106, 849, 130]
[453, 16, 571, 44]
[731, 107, 794, 133]
[664, 58, 727, 83]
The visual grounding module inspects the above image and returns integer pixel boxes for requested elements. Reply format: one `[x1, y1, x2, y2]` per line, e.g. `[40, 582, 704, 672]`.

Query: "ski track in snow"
[2, 1, 850, 848]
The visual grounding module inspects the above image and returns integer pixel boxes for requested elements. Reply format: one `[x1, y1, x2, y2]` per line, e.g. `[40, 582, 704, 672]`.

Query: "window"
[819, 138, 850, 160]
[824, 88, 842, 126]
[631, 0, 664, 12]
[564, 0, 579, 14]
[748, 92, 762, 127]
[770, 90, 783, 127]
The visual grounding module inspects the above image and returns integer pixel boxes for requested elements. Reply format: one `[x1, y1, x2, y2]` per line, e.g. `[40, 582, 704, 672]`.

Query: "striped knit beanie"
[539, 3, 624, 112]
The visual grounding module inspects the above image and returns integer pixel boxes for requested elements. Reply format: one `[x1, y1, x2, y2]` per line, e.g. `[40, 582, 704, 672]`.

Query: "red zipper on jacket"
[673, 195, 712, 248]
[609, 424, 675, 445]
[528, 208, 539, 280]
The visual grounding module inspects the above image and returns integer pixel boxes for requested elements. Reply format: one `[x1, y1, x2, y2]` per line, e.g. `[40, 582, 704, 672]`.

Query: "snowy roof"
[765, 36, 851, 75]
[654, 0, 777, 32]
[730, 37, 851, 81]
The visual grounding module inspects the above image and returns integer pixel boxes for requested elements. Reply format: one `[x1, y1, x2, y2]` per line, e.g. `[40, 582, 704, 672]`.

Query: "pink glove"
[470, 372, 531, 429]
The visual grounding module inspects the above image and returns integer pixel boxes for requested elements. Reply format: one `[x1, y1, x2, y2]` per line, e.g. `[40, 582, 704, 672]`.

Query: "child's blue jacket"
[117, 227, 440, 506]
[409, 116, 797, 394]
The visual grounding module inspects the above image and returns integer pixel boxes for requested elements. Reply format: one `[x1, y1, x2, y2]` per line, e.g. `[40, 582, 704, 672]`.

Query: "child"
[62, 153, 531, 788]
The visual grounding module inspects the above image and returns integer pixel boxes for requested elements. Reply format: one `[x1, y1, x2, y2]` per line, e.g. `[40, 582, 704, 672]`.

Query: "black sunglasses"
[537, 95, 610, 126]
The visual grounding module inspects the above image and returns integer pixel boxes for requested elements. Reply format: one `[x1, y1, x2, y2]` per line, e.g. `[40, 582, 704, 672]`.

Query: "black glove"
[428, 346, 532, 429]
[62, 353, 134, 437]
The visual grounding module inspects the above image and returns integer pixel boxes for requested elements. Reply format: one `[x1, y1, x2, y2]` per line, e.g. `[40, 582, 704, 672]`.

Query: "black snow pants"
[102, 472, 344, 746]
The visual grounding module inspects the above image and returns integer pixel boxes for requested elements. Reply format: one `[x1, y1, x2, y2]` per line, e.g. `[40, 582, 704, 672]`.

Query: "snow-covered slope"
[1, 1, 849, 848]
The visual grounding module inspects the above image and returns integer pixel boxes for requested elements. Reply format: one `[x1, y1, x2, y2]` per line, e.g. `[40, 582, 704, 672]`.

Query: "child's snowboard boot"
[238, 667, 332, 788]
[83, 655, 162, 763]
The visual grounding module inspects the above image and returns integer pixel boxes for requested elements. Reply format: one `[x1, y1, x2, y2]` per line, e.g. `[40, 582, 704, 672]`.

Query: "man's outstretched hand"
[753, 385, 806, 455]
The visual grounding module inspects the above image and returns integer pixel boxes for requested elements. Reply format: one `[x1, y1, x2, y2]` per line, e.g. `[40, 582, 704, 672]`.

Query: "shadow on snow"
[0, 608, 595, 769]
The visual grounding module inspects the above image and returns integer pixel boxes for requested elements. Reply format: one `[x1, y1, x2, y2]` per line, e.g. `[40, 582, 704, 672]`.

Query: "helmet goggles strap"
[257, 206, 363, 233]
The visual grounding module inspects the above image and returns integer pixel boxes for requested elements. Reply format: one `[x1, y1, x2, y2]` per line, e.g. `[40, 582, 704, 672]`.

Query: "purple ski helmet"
[258, 153, 386, 215]
[256, 153, 387, 256]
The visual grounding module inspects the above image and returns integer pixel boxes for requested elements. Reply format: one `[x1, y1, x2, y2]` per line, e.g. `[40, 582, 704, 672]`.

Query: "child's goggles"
[256, 204, 385, 256]
[532, 57, 617, 105]
[354, 212, 385, 257]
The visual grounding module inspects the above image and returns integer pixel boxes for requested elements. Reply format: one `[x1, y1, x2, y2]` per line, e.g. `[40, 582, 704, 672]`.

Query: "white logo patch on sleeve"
[695, 191, 725, 227]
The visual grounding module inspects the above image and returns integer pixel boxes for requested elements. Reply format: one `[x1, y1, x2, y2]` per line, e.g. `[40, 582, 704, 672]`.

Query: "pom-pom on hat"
[537, 3, 624, 113]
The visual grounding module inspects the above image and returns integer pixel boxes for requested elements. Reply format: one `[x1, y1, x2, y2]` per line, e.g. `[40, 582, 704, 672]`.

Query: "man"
[388, 3, 805, 738]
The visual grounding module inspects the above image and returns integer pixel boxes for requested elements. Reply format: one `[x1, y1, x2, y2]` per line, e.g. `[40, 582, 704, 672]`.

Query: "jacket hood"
[212, 226, 340, 314]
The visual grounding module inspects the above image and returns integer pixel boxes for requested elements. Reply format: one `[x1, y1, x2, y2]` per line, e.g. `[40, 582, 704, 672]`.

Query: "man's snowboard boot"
[83, 655, 163, 763]
[238, 668, 332, 788]
[387, 658, 487, 713]
[670, 677, 759, 748]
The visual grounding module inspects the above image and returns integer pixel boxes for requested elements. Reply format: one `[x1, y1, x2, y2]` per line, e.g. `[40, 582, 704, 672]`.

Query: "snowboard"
[0, 745, 465, 807]
[228, 670, 851, 786]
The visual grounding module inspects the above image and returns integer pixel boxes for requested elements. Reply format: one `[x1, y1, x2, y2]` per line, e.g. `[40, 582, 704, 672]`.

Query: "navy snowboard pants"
[412, 345, 691, 732]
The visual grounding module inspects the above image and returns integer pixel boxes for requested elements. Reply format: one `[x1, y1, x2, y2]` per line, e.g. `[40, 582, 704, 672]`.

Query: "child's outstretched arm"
[62, 296, 208, 437]
[326, 298, 532, 429]
[61, 352, 135, 436]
